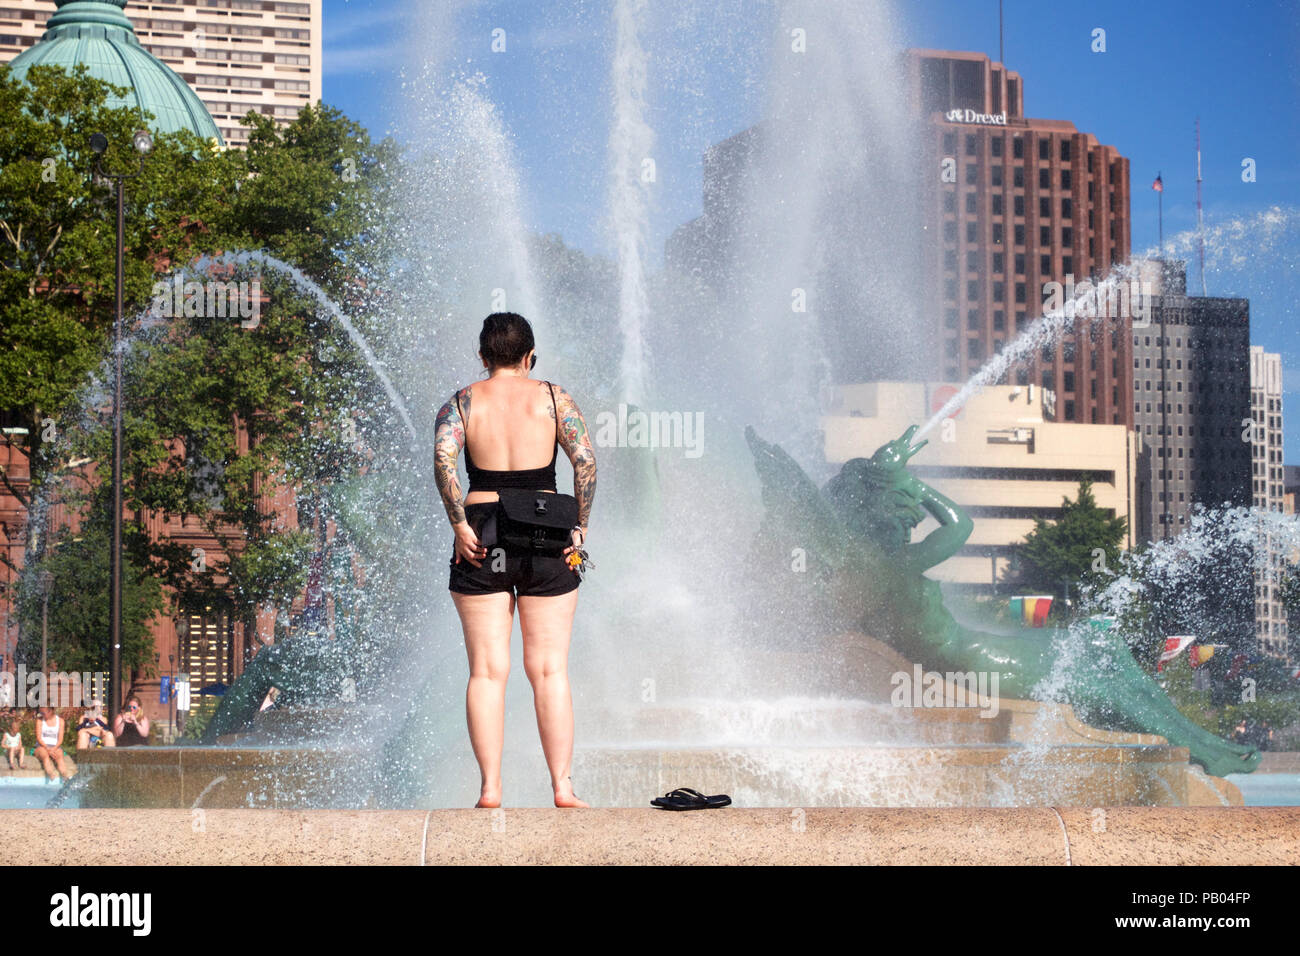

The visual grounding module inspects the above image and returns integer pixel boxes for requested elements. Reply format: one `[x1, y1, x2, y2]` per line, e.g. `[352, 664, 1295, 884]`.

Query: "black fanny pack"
[481, 489, 579, 555]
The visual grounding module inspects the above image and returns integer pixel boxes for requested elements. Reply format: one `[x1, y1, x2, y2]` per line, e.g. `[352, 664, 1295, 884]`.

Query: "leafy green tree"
[1004, 478, 1128, 601]
[0, 63, 238, 515]
[2, 63, 402, 670]
[16, 519, 163, 675]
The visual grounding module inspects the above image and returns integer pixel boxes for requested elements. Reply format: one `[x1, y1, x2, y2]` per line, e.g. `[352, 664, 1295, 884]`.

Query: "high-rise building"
[1249, 347, 1288, 658]
[906, 49, 1133, 427]
[0, 0, 322, 147]
[1129, 259, 1252, 541]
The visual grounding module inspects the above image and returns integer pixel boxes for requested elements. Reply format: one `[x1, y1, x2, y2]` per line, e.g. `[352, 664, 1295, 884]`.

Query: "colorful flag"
[1188, 644, 1216, 668]
[1010, 595, 1053, 627]
[1157, 635, 1195, 672]
[1152, 173, 1163, 192]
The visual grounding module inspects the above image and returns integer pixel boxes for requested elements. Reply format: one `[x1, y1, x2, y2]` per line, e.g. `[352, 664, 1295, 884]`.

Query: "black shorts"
[448, 503, 580, 598]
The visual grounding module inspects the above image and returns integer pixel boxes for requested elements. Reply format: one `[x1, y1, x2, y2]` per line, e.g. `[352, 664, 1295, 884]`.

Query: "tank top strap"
[546, 381, 559, 464]
[454, 389, 474, 470]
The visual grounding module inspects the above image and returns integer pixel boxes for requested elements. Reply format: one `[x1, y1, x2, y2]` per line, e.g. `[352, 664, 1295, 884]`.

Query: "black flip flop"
[650, 787, 731, 810]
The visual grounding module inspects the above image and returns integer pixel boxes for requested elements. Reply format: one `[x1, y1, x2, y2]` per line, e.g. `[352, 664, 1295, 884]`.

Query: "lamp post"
[169, 651, 177, 741]
[89, 129, 152, 717]
[39, 570, 52, 674]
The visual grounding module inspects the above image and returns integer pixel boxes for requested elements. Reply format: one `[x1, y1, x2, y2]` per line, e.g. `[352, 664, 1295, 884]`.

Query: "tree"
[2, 63, 402, 671]
[16, 519, 163, 675]
[1004, 478, 1128, 600]
[0, 63, 238, 518]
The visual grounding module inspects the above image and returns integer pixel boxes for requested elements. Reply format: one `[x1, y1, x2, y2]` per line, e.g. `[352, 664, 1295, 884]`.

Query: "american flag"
[1152, 173, 1163, 192]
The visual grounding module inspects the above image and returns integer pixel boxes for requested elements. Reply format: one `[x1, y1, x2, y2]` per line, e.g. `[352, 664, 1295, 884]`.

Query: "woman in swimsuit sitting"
[113, 696, 150, 747]
[34, 707, 73, 782]
[434, 312, 596, 809]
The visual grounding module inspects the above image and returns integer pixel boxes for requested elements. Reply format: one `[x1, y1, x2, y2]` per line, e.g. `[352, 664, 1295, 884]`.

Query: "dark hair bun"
[479, 313, 535, 369]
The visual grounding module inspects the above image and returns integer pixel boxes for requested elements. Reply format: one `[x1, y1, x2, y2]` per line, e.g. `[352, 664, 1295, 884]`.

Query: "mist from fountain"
[24, 0, 1294, 810]
[922, 207, 1296, 438]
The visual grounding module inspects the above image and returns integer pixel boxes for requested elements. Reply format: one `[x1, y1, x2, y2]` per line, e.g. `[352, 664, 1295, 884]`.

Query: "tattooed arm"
[550, 383, 597, 540]
[435, 387, 486, 565]
[434, 389, 468, 525]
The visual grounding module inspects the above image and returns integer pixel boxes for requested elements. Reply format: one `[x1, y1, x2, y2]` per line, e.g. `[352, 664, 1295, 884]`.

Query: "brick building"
[906, 49, 1133, 427]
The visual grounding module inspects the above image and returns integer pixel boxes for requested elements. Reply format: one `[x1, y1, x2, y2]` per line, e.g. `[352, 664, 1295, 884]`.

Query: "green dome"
[7, 0, 223, 145]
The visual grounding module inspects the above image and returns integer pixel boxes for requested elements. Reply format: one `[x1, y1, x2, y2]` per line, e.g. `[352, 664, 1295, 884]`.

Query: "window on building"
[966, 163, 978, 185]
[967, 222, 977, 243]
[1013, 137, 1024, 159]
[966, 134, 977, 156]
[1015, 253, 1025, 273]
[1014, 167, 1024, 188]
[1014, 195, 1025, 216]
[992, 194, 1003, 215]
[991, 166, 1003, 187]
[1039, 197, 1052, 218]
[991, 137, 1003, 157]
[1039, 138, 1050, 160]
[1039, 168, 1050, 189]
[966, 193, 977, 214]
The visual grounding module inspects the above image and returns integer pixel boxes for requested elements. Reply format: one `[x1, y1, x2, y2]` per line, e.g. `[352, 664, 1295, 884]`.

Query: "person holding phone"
[112, 696, 151, 747]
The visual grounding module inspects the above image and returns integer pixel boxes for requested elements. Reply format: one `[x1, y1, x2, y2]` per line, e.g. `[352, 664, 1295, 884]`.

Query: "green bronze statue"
[745, 424, 1261, 779]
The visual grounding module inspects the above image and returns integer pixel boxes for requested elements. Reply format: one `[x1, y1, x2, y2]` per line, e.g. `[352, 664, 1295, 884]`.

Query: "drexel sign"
[944, 108, 1008, 126]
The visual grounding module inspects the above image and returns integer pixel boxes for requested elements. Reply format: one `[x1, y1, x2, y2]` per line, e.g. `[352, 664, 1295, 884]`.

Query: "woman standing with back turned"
[434, 313, 596, 808]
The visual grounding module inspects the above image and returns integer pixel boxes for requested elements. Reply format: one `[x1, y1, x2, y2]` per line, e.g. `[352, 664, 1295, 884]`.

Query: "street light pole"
[40, 571, 51, 674]
[90, 130, 152, 717]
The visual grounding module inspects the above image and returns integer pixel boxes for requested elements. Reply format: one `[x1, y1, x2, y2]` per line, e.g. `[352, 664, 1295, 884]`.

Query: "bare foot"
[553, 778, 589, 808]
[476, 787, 502, 809]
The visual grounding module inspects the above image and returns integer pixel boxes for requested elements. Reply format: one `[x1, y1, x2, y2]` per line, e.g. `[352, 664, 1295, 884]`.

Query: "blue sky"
[322, 0, 1299, 461]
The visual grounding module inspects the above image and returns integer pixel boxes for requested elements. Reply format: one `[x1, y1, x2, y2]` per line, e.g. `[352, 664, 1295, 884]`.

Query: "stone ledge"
[0, 807, 1294, 865]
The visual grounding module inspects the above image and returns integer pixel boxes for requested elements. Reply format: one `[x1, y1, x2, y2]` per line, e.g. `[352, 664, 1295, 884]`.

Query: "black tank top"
[456, 381, 560, 493]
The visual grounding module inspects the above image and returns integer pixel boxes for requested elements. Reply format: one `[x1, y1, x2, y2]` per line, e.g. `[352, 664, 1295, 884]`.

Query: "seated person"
[112, 696, 150, 747]
[76, 702, 115, 750]
[33, 707, 73, 782]
[3, 719, 23, 769]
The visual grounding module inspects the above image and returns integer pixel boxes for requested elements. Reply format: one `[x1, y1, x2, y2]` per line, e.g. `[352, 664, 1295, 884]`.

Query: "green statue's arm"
[905, 479, 974, 574]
